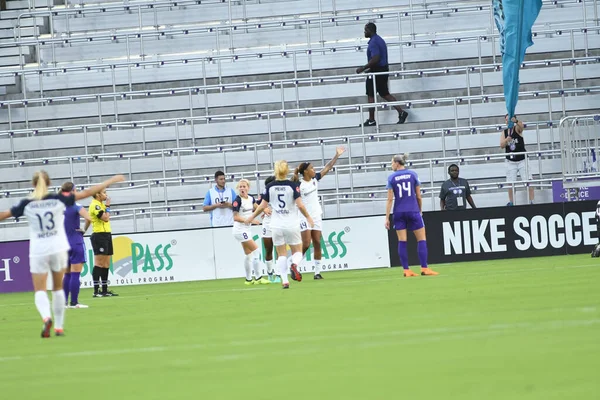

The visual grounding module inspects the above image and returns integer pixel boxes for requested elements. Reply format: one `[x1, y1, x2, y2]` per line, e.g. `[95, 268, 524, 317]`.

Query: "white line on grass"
[0, 318, 598, 363]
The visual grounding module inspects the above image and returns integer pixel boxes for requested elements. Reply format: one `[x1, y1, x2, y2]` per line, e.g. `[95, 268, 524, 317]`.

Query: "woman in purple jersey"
[61, 182, 91, 309]
[385, 154, 438, 277]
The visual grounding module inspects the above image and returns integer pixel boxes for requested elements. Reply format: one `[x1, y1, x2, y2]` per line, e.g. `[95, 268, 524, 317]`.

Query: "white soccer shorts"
[30, 251, 68, 274]
[233, 228, 253, 243]
[299, 215, 323, 232]
[272, 228, 302, 247]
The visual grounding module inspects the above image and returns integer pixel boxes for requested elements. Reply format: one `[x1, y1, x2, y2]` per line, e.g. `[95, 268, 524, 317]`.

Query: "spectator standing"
[439, 164, 476, 210]
[356, 22, 408, 127]
[500, 115, 535, 206]
[203, 171, 237, 227]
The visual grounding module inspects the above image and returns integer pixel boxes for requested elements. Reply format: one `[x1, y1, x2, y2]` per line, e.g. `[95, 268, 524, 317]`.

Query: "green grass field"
[1, 255, 599, 400]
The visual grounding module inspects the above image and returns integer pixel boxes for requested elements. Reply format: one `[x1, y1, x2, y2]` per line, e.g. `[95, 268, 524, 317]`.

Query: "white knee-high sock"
[277, 256, 289, 284]
[291, 252, 302, 266]
[266, 260, 274, 274]
[52, 290, 66, 330]
[314, 260, 322, 274]
[244, 254, 253, 281]
[34, 291, 51, 321]
[251, 249, 263, 280]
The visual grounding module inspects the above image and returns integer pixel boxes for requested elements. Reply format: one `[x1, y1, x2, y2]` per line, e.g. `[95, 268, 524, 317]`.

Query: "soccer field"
[1, 255, 599, 400]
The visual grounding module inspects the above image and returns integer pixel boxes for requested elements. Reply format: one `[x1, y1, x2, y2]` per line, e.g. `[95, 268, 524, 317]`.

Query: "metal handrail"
[0, 155, 564, 230]
[4, 24, 598, 78]
[0, 55, 596, 109]
[1, 85, 595, 151]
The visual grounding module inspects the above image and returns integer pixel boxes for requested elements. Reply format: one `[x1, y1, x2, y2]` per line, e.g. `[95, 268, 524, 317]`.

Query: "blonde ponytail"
[274, 160, 289, 180]
[31, 170, 50, 200]
[393, 153, 410, 166]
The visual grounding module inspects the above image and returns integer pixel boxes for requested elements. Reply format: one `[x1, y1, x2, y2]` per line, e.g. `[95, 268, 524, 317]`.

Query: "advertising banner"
[213, 216, 391, 280]
[552, 180, 600, 202]
[388, 200, 600, 266]
[0, 240, 33, 293]
[77, 229, 217, 288]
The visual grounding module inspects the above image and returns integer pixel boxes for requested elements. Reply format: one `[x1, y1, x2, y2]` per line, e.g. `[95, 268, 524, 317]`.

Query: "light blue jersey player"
[246, 160, 313, 289]
[385, 154, 438, 277]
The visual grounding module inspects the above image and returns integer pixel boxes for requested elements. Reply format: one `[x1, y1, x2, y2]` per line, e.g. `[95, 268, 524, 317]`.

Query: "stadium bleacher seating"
[0, 0, 598, 240]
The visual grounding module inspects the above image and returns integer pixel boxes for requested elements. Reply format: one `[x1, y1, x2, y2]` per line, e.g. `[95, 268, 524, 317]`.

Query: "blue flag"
[493, 0, 542, 126]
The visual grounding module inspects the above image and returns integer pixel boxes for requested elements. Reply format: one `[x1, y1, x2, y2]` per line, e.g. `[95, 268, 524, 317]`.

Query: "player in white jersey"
[259, 175, 281, 283]
[0, 171, 125, 338]
[246, 160, 313, 289]
[293, 146, 346, 279]
[232, 179, 271, 286]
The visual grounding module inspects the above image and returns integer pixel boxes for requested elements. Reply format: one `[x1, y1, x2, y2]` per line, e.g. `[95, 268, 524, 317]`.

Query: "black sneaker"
[101, 291, 119, 297]
[314, 274, 324, 280]
[290, 264, 303, 282]
[362, 119, 376, 127]
[398, 111, 409, 124]
[93, 293, 103, 298]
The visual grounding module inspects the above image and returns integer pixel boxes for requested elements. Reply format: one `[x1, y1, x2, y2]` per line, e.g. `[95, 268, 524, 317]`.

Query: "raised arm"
[75, 175, 125, 201]
[319, 146, 346, 178]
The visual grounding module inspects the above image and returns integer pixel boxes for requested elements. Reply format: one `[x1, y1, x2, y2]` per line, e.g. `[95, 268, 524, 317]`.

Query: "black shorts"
[91, 232, 113, 256]
[366, 66, 390, 97]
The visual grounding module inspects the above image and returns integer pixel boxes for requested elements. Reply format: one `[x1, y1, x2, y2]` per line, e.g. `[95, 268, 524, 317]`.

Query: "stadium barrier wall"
[388, 200, 599, 266]
[0, 215, 390, 293]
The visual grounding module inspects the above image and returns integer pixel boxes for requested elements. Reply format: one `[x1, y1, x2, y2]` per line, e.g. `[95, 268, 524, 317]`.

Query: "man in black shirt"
[439, 164, 476, 210]
[500, 115, 535, 206]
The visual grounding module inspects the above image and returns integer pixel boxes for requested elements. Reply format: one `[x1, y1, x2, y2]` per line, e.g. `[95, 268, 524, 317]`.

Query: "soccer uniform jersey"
[262, 180, 302, 246]
[10, 193, 75, 272]
[386, 169, 424, 231]
[257, 193, 272, 239]
[298, 172, 323, 231]
[64, 202, 86, 264]
[232, 194, 256, 242]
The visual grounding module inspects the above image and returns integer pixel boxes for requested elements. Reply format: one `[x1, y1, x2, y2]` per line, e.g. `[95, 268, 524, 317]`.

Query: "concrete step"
[0, 26, 39, 40]
[0, 17, 44, 30]
[6, 0, 52, 10]
[0, 54, 26, 66]
[0, 46, 30, 57]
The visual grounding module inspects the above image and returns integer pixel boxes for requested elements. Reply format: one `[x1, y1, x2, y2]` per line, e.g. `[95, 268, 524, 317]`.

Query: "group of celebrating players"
[0, 146, 438, 338]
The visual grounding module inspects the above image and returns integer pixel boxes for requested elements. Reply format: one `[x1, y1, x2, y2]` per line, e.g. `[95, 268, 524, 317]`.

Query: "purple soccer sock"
[397, 241, 409, 270]
[63, 272, 71, 304]
[417, 240, 429, 268]
[70, 272, 81, 305]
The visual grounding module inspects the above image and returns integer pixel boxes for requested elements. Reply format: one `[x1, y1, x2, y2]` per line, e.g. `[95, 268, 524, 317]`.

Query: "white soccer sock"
[251, 250, 263, 280]
[52, 290, 66, 330]
[266, 260, 274, 274]
[314, 260, 322, 274]
[244, 254, 253, 281]
[277, 256, 289, 284]
[34, 291, 51, 321]
[291, 252, 302, 266]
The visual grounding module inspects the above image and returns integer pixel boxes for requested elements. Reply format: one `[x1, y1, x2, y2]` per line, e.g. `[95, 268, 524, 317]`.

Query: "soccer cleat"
[421, 268, 439, 276]
[362, 119, 376, 127]
[69, 303, 89, 309]
[101, 291, 119, 297]
[404, 269, 419, 277]
[268, 274, 282, 283]
[255, 277, 271, 285]
[398, 110, 409, 124]
[314, 274, 324, 280]
[93, 293, 103, 298]
[55, 329, 65, 337]
[506, 202, 514, 207]
[41, 318, 53, 338]
[290, 263, 303, 282]
[282, 283, 290, 289]
[244, 279, 254, 286]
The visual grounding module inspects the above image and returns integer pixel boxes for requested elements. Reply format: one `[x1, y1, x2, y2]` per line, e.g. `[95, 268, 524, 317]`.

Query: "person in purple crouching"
[61, 182, 91, 309]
